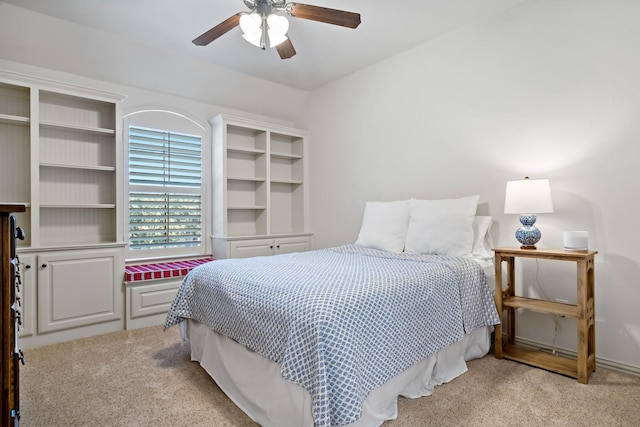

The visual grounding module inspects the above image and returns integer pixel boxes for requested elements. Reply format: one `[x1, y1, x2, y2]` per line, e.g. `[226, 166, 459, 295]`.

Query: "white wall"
[304, 0, 640, 372]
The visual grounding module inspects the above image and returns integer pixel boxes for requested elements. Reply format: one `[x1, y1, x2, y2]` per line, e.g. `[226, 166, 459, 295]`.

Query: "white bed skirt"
[184, 320, 491, 427]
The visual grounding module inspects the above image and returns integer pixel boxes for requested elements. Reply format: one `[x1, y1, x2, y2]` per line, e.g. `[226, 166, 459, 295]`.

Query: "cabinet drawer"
[129, 279, 181, 319]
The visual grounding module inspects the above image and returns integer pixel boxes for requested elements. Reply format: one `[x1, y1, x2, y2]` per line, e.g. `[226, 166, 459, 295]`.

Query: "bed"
[164, 197, 500, 426]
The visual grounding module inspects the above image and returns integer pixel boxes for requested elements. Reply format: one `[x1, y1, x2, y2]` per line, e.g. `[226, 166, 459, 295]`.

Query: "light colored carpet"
[19, 325, 640, 426]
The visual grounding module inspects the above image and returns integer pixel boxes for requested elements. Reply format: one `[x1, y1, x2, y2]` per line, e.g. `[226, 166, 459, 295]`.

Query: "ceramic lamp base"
[515, 213, 541, 249]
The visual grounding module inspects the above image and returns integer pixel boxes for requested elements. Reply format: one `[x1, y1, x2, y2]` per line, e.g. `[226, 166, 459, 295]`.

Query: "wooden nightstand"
[493, 247, 597, 384]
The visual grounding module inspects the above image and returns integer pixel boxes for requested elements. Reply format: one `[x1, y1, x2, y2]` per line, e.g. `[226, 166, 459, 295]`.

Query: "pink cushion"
[124, 257, 214, 282]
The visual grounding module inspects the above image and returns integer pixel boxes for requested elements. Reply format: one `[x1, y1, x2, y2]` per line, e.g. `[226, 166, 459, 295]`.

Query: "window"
[127, 122, 204, 258]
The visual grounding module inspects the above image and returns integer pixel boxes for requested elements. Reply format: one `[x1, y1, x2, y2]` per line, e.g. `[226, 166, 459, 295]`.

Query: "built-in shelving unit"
[0, 74, 124, 249]
[37, 90, 119, 247]
[0, 70, 126, 349]
[211, 114, 311, 258]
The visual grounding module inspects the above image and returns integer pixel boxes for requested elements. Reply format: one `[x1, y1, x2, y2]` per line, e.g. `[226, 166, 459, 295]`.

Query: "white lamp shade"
[504, 178, 554, 214]
[240, 13, 262, 34]
[267, 14, 289, 47]
[240, 13, 262, 47]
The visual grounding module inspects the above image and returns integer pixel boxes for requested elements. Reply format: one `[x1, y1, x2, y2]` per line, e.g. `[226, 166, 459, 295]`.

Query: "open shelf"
[40, 163, 116, 172]
[40, 167, 115, 206]
[501, 343, 579, 379]
[226, 208, 268, 237]
[227, 125, 267, 152]
[41, 204, 116, 209]
[39, 125, 115, 169]
[0, 114, 29, 126]
[270, 132, 303, 157]
[40, 120, 115, 135]
[270, 156, 303, 184]
[227, 176, 266, 182]
[0, 82, 30, 119]
[39, 90, 115, 131]
[502, 296, 578, 318]
[271, 151, 302, 160]
[271, 178, 303, 185]
[228, 146, 266, 155]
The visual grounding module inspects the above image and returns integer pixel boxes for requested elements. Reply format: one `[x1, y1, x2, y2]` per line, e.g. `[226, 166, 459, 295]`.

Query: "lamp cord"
[534, 259, 560, 356]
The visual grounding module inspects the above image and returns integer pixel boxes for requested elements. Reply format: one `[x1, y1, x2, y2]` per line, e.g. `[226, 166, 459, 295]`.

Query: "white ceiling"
[4, 0, 525, 91]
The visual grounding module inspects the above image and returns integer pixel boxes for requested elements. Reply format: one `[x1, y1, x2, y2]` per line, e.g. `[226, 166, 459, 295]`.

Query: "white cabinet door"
[228, 236, 311, 258]
[274, 237, 310, 254]
[229, 239, 275, 258]
[38, 248, 123, 333]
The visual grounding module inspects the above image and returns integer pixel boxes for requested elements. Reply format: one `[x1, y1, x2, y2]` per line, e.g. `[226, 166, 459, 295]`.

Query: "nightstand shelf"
[501, 344, 583, 378]
[502, 296, 578, 318]
[493, 247, 597, 384]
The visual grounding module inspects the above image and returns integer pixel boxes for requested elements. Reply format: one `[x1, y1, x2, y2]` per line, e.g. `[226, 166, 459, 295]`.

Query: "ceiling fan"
[193, 0, 361, 59]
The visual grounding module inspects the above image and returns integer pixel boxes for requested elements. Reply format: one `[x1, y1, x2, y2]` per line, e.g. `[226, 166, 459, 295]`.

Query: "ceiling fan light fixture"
[267, 14, 289, 47]
[240, 12, 262, 47]
[239, 12, 261, 32]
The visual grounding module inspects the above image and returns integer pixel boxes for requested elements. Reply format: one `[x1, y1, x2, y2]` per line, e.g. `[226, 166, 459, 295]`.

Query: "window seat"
[124, 257, 215, 283]
[123, 257, 215, 330]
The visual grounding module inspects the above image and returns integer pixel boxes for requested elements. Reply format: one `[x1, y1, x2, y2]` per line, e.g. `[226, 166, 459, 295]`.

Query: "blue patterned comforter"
[164, 244, 499, 426]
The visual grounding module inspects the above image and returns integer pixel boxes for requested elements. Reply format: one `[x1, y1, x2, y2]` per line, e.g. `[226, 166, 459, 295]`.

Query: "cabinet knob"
[276, 245, 280, 249]
[25, 264, 31, 269]
[41, 263, 47, 268]
[270, 245, 274, 249]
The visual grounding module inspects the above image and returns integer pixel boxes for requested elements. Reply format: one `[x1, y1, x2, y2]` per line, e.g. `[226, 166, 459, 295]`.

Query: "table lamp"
[504, 177, 554, 249]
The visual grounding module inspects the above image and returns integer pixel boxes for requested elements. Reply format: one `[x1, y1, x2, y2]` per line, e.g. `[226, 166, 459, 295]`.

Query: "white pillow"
[404, 195, 480, 256]
[472, 216, 494, 259]
[355, 200, 410, 253]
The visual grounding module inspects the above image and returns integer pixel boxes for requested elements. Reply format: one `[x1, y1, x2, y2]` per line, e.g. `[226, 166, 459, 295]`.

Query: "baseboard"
[515, 337, 640, 377]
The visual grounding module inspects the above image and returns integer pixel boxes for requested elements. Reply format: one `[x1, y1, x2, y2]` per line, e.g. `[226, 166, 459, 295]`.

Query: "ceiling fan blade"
[193, 13, 242, 46]
[288, 3, 361, 29]
[276, 37, 297, 59]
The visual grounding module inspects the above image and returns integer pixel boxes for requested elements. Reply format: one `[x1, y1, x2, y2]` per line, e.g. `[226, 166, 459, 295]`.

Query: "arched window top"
[124, 109, 207, 134]
[124, 108, 208, 260]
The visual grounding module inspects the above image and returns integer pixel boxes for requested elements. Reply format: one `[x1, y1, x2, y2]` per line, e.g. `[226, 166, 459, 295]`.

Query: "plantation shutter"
[128, 126, 202, 250]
